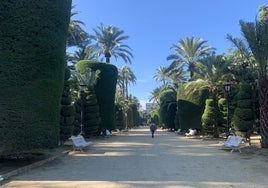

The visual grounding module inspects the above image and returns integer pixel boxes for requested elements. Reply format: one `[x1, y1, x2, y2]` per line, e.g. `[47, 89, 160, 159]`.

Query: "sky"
[71, 0, 267, 109]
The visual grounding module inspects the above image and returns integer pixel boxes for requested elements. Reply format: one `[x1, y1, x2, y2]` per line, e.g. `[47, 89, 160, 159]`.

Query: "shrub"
[0, 0, 71, 155]
[76, 60, 118, 131]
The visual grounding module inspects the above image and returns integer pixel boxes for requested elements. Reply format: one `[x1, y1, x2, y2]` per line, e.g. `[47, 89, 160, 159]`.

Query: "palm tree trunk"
[105, 52, 111, 63]
[258, 76, 268, 148]
[125, 80, 128, 100]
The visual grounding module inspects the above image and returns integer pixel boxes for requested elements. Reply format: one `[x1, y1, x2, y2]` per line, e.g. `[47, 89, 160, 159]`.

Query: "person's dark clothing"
[150, 124, 156, 138]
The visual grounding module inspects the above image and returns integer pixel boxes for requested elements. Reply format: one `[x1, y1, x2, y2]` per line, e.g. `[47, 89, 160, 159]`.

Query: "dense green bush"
[177, 84, 209, 131]
[202, 99, 217, 135]
[233, 84, 254, 137]
[159, 89, 177, 130]
[218, 98, 227, 130]
[76, 60, 118, 131]
[129, 103, 140, 127]
[0, 0, 71, 155]
[115, 104, 125, 130]
[60, 67, 75, 143]
[149, 108, 160, 126]
[83, 87, 101, 136]
[126, 107, 134, 129]
[73, 99, 82, 135]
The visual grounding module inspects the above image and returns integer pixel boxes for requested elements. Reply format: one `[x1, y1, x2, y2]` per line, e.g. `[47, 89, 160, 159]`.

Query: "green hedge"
[115, 104, 125, 130]
[0, 0, 71, 155]
[202, 99, 217, 134]
[159, 89, 176, 129]
[233, 84, 254, 136]
[177, 84, 209, 131]
[76, 60, 118, 131]
[149, 107, 160, 126]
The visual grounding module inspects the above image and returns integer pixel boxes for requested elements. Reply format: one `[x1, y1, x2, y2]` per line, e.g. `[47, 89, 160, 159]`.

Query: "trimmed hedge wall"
[159, 89, 177, 129]
[129, 103, 140, 127]
[177, 84, 209, 131]
[76, 60, 118, 131]
[0, 0, 71, 155]
[115, 104, 125, 130]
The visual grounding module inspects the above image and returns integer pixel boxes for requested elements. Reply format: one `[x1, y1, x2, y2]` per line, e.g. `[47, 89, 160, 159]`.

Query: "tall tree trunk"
[125, 80, 129, 100]
[258, 76, 268, 148]
[105, 52, 111, 63]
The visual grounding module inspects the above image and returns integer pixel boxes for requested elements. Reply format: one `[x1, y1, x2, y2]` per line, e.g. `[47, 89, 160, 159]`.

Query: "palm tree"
[166, 36, 215, 78]
[90, 23, 133, 63]
[149, 85, 169, 106]
[226, 34, 257, 83]
[166, 63, 188, 89]
[239, 17, 268, 147]
[67, 5, 89, 48]
[154, 66, 169, 85]
[67, 43, 96, 70]
[259, 5, 268, 21]
[118, 66, 136, 99]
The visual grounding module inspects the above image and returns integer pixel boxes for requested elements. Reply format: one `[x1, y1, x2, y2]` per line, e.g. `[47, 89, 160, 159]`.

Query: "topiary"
[60, 67, 75, 144]
[202, 99, 217, 135]
[233, 84, 254, 138]
[0, 0, 71, 155]
[76, 60, 118, 132]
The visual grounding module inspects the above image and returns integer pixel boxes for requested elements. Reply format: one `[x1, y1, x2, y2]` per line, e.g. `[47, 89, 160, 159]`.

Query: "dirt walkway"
[1, 127, 268, 188]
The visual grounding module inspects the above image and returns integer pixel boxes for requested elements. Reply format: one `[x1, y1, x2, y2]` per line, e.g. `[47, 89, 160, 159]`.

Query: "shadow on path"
[2, 127, 268, 188]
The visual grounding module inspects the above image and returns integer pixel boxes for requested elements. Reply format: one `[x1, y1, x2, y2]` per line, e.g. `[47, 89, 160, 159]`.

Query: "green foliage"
[149, 108, 160, 126]
[60, 67, 75, 143]
[72, 88, 100, 137]
[202, 99, 217, 134]
[0, 0, 72, 155]
[218, 98, 227, 129]
[125, 107, 134, 129]
[83, 87, 101, 136]
[129, 103, 140, 127]
[73, 100, 82, 135]
[177, 84, 209, 130]
[115, 104, 125, 130]
[233, 84, 254, 137]
[159, 89, 177, 129]
[76, 60, 118, 131]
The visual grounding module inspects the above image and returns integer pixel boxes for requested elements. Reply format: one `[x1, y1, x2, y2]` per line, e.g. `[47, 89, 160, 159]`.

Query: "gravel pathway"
[1, 127, 268, 188]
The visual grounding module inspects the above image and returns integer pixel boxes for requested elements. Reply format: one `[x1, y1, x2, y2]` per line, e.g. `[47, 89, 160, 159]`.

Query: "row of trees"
[0, 2, 141, 156]
[150, 5, 268, 147]
[1, 2, 268, 157]
[66, 6, 141, 137]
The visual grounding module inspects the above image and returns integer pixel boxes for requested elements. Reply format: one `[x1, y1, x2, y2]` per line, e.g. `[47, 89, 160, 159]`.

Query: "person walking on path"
[149, 122, 157, 138]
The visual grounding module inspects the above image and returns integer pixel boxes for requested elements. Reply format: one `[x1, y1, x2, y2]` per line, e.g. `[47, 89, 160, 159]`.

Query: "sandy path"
[1, 127, 268, 188]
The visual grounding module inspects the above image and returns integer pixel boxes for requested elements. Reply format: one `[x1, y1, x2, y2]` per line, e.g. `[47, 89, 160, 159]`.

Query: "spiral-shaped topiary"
[233, 84, 254, 137]
[76, 60, 118, 132]
[83, 87, 101, 137]
[60, 67, 75, 143]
